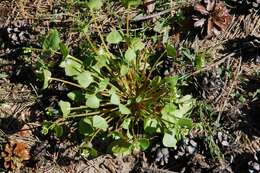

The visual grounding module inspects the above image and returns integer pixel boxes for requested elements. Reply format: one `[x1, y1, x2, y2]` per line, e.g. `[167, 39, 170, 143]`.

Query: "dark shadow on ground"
[221, 35, 260, 63]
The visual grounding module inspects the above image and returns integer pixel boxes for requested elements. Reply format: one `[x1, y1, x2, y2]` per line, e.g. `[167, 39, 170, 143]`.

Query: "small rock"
[221, 141, 229, 147]
[190, 139, 197, 147]
[186, 146, 196, 154]
[252, 162, 260, 171]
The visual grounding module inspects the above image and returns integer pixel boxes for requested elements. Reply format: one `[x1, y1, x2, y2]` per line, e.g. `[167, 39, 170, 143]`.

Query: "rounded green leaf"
[111, 142, 132, 156]
[43, 29, 60, 50]
[119, 104, 131, 115]
[144, 118, 159, 135]
[98, 78, 109, 91]
[87, 0, 103, 10]
[125, 48, 136, 63]
[120, 65, 129, 76]
[163, 132, 177, 148]
[82, 147, 98, 158]
[54, 125, 64, 138]
[110, 93, 120, 105]
[43, 69, 51, 89]
[86, 95, 100, 108]
[136, 138, 150, 151]
[92, 115, 108, 131]
[79, 118, 94, 135]
[58, 100, 71, 118]
[131, 38, 145, 51]
[59, 56, 82, 76]
[76, 71, 93, 88]
[122, 118, 131, 130]
[166, 44, 177, 58]
[59, 43, 69, 58]
[106, 30, 123, 44]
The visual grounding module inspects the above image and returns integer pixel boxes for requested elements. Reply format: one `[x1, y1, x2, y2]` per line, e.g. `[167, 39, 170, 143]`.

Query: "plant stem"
[51, 77, 84, 89]
[67, 111, 101, 118]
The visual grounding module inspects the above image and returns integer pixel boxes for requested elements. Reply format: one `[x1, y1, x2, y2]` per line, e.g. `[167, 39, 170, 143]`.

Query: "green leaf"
[176, 118, 192, 129]
[122, 118, 131, 130]
[79, 118, 94, 135]
[121, 0, 142, 7]
[67, 91, 83, 101]
[60, 56, 82, 76]
[59, 43, 69, 58]
[125, 48, 136, 63]
[86, 95, 100, 108]
[82, 147, 98, 158]
[119, 104, 131, 115]
[58, 100, 71, 118]
[41, 121, 52, 135]
[54, 125, 63, 138]
[120, 65, 129, 76]
[43, 29, 60, 50]
[144, 118, 159, 135]
[43, 69, 51, 89]
[76, 71, 93, 88]
[87, 0, 103, 10]
[136, 138, 150, 151]
[98, 78, 109, 91]
[92, 115, 108, 131]
[195, 53, 205, 69]
[178, 95, 193, 103]
[111, 142, 132, 156]
[130, 38, 145, 51]
[110, 93, 121, 105]
[163, 132, 177, 148]
[106, 30, 123, 44]
[93, 55, 108, 73]
[166, 44, 177, 58]
[0, 73, 8, 79]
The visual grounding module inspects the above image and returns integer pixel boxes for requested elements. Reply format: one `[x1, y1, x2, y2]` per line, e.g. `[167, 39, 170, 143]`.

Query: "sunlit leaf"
[60, 56, 82, 76]
[106, 30, 123, 44]
[122, 118, 131, 130]
[131, 38, 145, 51]
[163, 131, 177, 148]
[111, 142, 132, 156]
[87, 0, 103, 10]
[82, 147, 98, 158]
[86, 95, 100, 108]
[110, 93, 120, 105]
[119, 104, 131, 115]
[43, 69, 51, 89]
[125, 48, 136, 63]
[43, 29, 60, 50]
[120, 65, 129, 76]
[121, 0, 142, 7]
[98, 78, 109, 91]
[176, 118, 192, 129]
[195, 53, 205, 69]
[92, 115, 108, 131]
[76, 71, 93, 88]
[59, 100, 71, 118]
[144, 118, 159, 135]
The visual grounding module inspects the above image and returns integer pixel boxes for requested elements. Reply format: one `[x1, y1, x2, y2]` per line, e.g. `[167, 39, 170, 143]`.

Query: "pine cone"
[193, 0, 232, 37]
[1, 141, 30, 170]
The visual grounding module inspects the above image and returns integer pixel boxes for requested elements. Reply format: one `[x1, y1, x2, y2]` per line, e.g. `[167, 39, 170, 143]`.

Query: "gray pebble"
[190, 139, 197, 147]
[221, 141, 229, 147]
[186, 146, 196, 154]
[252, 162, 260, 171]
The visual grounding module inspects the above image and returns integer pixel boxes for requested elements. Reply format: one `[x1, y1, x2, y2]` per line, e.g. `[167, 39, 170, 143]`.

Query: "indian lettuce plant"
[38, 0, 196, 157]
